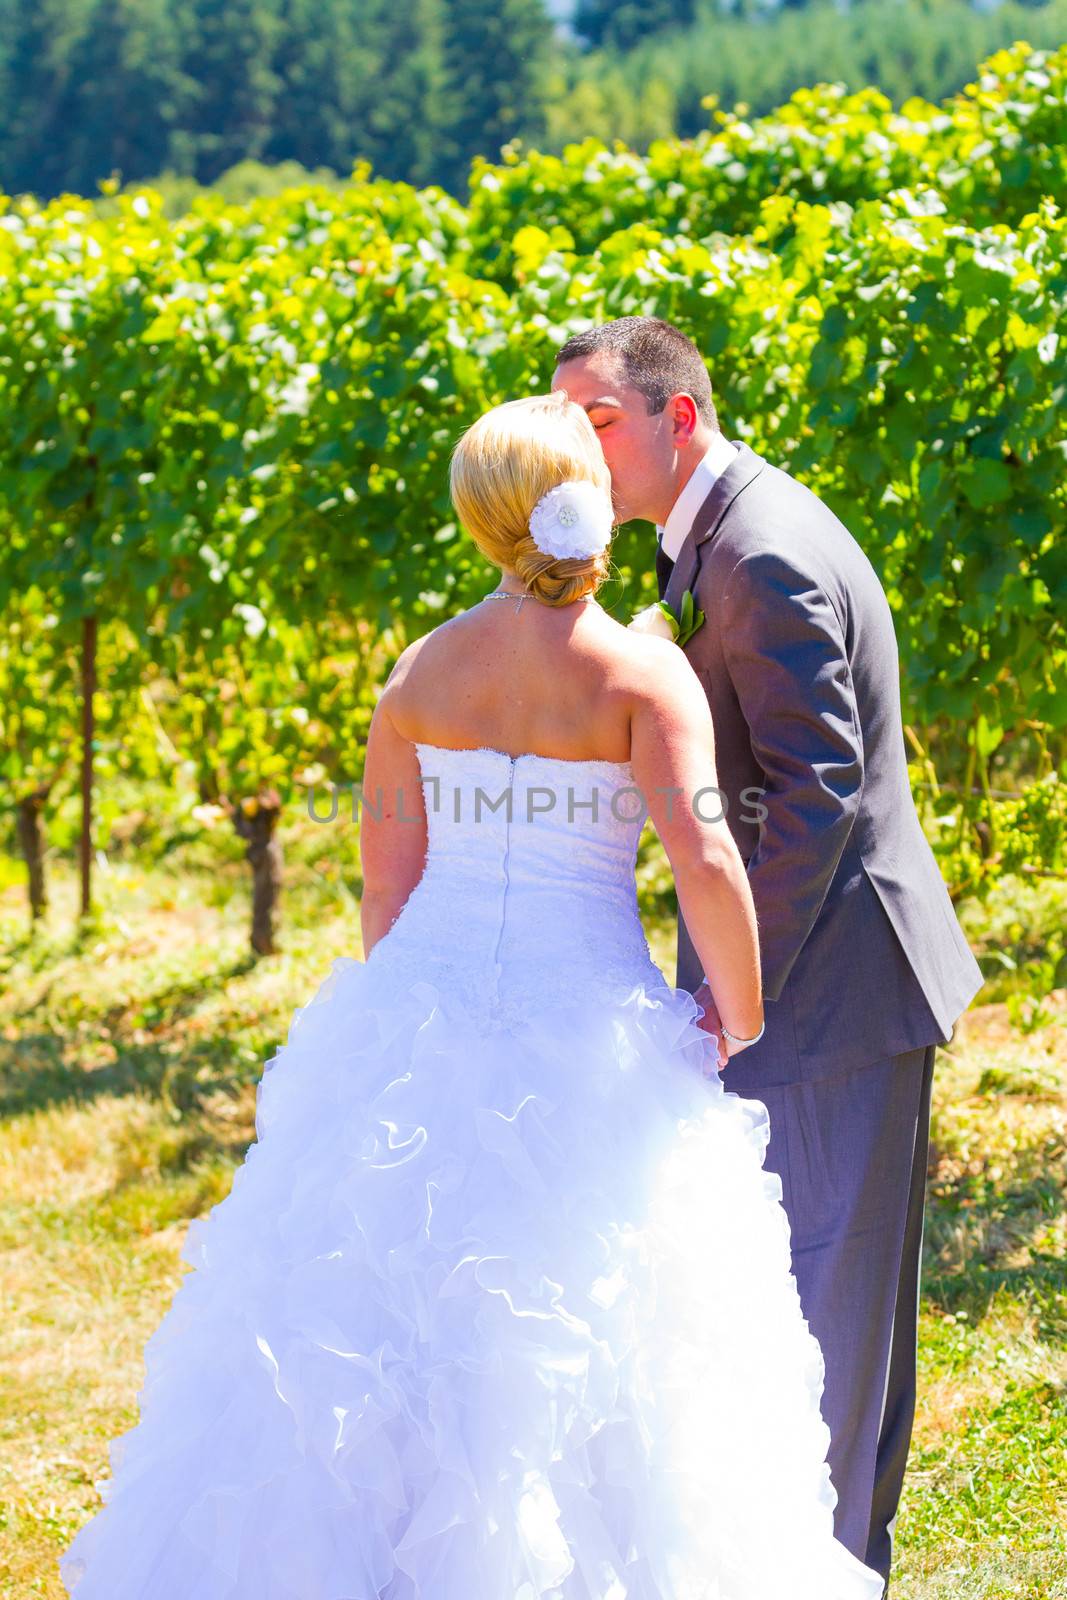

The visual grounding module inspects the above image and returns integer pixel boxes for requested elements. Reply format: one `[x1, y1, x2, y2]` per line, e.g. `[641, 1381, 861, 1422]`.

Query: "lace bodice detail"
[365, 743, 665, 1025]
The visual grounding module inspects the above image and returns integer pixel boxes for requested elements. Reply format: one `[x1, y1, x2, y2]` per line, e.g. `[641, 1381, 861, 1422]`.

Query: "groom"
[552, 316, 983, 1591]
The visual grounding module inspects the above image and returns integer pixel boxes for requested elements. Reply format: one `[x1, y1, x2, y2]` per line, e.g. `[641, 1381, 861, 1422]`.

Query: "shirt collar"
[656, 432, 739, 562]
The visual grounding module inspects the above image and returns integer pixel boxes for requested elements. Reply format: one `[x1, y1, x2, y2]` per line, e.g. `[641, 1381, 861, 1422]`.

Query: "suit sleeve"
[717, 547, 865, 1001]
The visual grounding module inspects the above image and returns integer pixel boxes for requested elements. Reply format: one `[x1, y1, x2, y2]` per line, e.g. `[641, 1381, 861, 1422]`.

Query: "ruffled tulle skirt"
[60, 956, 884, 1599]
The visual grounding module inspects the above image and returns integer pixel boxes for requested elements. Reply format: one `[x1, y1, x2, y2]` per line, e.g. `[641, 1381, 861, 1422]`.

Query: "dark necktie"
[655, 539, 674, 601]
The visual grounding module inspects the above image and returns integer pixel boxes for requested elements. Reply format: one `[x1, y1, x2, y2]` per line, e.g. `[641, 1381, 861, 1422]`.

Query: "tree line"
[0, 0, 554, 198]
[1, 0, 1066, 201]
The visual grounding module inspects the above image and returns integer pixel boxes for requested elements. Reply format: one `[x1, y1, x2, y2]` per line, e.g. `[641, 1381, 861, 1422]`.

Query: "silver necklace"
[483, 590, 598, 609]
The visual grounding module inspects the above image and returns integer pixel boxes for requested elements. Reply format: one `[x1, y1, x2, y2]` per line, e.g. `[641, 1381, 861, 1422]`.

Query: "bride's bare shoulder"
[373, 610, 476, 704]
[378, 605, 696, 721]
[377, 625, 440, 691]
[598, 608, 697, 677]
[594, 619, 712, 742]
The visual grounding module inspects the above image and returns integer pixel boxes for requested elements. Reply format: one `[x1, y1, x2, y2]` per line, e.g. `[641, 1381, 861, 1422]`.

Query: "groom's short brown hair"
[555, 316, 718, 429]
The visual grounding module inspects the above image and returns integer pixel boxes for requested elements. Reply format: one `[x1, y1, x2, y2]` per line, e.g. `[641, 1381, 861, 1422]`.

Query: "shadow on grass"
[923, 1168, 1067, 1344]
[0, 953, 269, 1125]
[924, 1252, 1067, 1343]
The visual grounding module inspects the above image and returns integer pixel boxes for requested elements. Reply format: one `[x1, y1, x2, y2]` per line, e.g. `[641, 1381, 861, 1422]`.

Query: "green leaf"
[975, 714, 1005, 759]
[963, 459, 1013, 509]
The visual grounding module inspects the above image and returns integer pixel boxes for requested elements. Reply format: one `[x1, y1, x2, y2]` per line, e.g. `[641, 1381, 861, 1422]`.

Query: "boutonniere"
[629, 589, 705, 647]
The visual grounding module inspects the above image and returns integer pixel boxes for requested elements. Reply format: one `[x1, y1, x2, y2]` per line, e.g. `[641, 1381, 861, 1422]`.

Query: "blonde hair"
[449, 390, 615, 606]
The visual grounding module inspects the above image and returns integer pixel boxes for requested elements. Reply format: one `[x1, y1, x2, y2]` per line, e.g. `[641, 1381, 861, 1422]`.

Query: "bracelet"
[696, 977, 765, 1047]
[719, 1017, 765, 1047]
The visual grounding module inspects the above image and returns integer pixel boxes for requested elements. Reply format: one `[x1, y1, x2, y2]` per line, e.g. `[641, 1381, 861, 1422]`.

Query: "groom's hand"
[693, 981, 729, 1073]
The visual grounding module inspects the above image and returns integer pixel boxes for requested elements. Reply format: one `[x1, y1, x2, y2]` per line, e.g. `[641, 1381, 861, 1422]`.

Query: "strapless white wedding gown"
[60, 744, 884, 1600]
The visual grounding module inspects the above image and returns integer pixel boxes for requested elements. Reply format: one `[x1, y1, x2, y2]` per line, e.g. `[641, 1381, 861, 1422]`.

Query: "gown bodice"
[365, 743, 664, 1023]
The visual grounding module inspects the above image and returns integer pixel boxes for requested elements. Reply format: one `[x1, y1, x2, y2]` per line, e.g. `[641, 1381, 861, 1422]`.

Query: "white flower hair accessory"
[528, 481, 614, 561]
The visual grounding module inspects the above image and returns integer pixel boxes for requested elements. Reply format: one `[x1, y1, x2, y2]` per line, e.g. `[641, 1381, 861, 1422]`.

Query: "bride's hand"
[693, 981, 729, 1074]
[694, 981, 764, 1072]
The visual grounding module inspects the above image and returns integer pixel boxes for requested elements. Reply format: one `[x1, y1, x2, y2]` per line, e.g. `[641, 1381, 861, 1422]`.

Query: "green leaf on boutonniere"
[672, 588, 705, 647]
[656, 600, 679, 639]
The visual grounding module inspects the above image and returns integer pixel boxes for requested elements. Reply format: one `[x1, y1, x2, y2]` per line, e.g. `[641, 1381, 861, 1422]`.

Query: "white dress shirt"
[656, 432, 739, 563]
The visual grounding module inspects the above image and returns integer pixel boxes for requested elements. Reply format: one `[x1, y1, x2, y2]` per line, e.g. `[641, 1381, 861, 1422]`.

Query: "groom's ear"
[666, 393, 700, 444]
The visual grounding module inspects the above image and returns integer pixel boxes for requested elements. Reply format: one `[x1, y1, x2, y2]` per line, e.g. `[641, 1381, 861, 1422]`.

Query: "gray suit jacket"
[658, 440, 984, 1089]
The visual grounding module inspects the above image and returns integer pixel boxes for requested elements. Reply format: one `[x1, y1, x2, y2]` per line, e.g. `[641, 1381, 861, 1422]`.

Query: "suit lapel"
[661, 440, 765, 614]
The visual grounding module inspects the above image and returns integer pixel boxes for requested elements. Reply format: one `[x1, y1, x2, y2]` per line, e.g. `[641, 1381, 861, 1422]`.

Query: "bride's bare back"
[385, 596, 640, 764]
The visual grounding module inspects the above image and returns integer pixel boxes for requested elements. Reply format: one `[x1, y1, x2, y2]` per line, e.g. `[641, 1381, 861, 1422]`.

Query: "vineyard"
[0, 39, 1064, 961]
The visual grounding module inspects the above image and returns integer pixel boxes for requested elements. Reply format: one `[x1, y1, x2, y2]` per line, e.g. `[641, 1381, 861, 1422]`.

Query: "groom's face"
[551, 352, 681, 526]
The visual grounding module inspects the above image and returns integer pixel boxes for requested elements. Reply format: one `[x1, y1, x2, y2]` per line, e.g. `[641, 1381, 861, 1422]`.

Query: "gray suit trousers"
[728, 1042, 936, 1588]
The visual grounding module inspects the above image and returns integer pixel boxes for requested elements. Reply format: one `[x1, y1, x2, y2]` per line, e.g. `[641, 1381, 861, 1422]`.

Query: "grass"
[0, 796, 1064, 1597]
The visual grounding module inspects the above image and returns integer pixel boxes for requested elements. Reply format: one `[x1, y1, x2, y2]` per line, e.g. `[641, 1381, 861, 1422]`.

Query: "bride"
[60, 391, 884, 1598]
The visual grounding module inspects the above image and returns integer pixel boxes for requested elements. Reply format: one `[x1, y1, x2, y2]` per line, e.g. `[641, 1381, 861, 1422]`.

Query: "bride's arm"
[359, 660, 429, 958]
[629, 637, 763, 1053]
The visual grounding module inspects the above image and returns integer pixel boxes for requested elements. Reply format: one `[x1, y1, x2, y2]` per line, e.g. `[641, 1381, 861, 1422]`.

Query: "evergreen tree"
[439, 0, 553, 192]
[0, 0, 93, 198]
[178, 0, 283, 183]
[63, 0, 192, 192]
[265, 0, 371, 176]
[358, 0, 451, 187]
[0, 0, 13, 165]
[573, 0, 695, 52]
